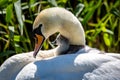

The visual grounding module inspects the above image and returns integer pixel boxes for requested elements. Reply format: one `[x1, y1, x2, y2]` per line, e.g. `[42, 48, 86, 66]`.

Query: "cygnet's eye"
[49, 33, 59, 42]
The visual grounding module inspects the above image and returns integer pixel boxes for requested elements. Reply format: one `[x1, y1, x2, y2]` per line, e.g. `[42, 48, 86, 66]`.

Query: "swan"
[16, 7, 120, 80]
[0, 7, 120, 80]
[0, 35, 101, 80]
[33, 7, 85, 58]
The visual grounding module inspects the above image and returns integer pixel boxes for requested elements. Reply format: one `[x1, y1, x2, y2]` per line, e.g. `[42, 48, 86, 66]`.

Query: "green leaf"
[82, 0, 102, 25]
[22, 2, 40, 10]
[106, 29, 113, 35]
[0, 0, 8, 9]
[30, 0, 35, 4]
[14, 43, 23, 53]
[13, 35, 30, 42]
[74, 3, 84, 17]
[8, 26, 14, 40]
[14, 35, 20, 42]
[14, 0, 24, 35]
[82, 9, 95, 25]
[58, 0, 67, 3]
[110, 8, 120, 18]
[0, 50, 16, 57]
[48, 0, 58, 7]
[103, 33, 111, 47]
[5, 4, 13, 23]
[43, 40, 49, 50]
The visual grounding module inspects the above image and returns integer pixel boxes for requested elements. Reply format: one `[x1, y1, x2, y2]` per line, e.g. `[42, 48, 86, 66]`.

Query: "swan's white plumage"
[0, 52, 36, 80]
[15, 52, 120, 80]
[83, 60, 120, 80]
[0, 46, 120, 80]
[0, 7, 120, 80]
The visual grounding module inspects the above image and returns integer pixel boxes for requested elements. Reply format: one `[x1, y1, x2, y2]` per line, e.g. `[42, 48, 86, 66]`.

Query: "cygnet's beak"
[33, 34, 45, 58]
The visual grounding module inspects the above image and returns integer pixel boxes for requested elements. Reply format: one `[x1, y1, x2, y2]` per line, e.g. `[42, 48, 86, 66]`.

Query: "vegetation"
[0, 0, 120, 65]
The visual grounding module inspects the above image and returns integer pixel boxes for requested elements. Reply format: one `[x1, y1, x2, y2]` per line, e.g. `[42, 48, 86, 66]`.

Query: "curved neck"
[55, 35, 69, 55]
[55, 35, 85, 55]
[58, 18, 86, 46]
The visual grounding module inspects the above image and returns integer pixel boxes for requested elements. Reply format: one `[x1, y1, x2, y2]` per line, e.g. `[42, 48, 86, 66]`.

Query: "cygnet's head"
[52, 34, 69, 46]
[33, 7, 85, 57]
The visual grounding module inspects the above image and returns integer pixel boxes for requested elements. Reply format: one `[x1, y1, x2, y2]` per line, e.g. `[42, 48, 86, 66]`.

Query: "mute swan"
[0, 41, 102, 80]
[0, 7, 120, 80]
[16, 7, 120, 80]
[33, 7, 85, 57]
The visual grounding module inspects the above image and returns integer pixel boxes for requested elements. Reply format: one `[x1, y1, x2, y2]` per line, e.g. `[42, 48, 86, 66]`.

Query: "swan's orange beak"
[33, 34, 45, 58]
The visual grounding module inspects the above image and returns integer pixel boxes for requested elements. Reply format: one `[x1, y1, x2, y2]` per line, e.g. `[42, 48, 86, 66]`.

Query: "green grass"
[0, 0, 120, 65]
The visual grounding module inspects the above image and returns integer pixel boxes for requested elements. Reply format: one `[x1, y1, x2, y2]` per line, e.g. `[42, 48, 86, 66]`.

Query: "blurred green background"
[0, 0, 120, 65]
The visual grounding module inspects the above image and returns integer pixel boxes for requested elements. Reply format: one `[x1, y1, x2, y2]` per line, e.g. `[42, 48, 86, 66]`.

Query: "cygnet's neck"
[54, 35, 69, 55]
[55, 35, 85, 55]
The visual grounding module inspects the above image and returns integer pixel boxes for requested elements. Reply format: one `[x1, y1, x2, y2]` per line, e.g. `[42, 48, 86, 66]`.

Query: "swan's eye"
[33, 24, 43, 38]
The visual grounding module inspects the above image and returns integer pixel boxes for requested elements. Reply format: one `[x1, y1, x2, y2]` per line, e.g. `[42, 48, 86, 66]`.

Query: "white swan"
[0, 7, 120, 80]
[16, 7, 120, 80]
[32, 7, 85, 57]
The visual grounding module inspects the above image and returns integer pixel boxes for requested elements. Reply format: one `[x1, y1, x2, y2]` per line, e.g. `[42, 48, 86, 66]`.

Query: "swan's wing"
[83, 60, 120, 80]
[76, 45, 103, 54]
[106, 53, 120, 59]
[15, 53, 119, 80]
[0, 52, 35, 80]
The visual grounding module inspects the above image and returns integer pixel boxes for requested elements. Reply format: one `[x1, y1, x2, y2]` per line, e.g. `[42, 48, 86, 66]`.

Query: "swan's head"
[33, 7, 85, 57]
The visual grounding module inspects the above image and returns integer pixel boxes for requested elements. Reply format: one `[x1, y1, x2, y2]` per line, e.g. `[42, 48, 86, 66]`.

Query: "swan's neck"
[59, 18, 86, 46]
